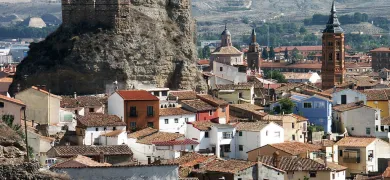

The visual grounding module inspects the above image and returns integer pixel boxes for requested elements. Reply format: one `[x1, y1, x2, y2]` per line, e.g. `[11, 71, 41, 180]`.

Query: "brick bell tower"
[321, 0, 346, 90]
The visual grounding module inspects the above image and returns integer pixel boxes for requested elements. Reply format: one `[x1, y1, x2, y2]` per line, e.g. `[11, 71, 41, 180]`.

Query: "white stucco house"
[127, 128, 198, 164]
[332, 88, 367, 106]
[186, 121, 236, 159]
[333, 102, 380, 137]
[75, 113, 127, 146]
[235, 121, 284, 160]
[159, 108, 196, 134]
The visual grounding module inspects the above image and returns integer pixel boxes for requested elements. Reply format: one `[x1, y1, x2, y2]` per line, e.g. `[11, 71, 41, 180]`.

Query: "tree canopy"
[273, 98, 295, 114]
[264, 70, 287, 83]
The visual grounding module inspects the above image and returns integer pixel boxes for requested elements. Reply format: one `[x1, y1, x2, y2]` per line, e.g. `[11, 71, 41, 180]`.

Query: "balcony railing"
[343, 157, 360, 163]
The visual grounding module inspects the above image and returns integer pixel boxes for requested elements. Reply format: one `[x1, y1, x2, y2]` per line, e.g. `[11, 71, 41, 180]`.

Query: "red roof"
[262, 83, 282, 89]
[197, 59, 210, 65]
[117, 90, 159, 101]
[0, 94, 25, 106]
[153, 139, 199, 146]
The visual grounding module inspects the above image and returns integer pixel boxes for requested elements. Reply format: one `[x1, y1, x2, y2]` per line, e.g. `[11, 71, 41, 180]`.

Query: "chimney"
[74, 92, 77, 99]
[272, 151, 280, 168]
[99, 151, 105, 163]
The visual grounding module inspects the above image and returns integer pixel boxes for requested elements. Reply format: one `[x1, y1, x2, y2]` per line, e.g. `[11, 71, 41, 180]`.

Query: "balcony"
[343, 157, 360, 163]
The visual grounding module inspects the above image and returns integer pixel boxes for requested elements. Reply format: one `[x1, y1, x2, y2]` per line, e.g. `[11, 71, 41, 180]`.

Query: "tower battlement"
[61, 0, 131, 29]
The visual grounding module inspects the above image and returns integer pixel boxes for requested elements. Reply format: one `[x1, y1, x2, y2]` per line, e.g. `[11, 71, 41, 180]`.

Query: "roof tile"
[117, 90, 159, 101]
[51, 155, 111, 169]
[168, 91, 197, 101]
[50, 145, 132, 157]
[77, 113, 126, 127]
[335, 136, 377, 147]
[136, 132, 183, 145]
[258, 156, 331, 171]
[181, 99, 216, 112]
[197, 94, 228, 106]
[127, 128, 158, 139]
[159, 108, 194, 116]
[0, 94, 25, 106]
[235, 121, 271, 132]
[153, 139, 199, 146]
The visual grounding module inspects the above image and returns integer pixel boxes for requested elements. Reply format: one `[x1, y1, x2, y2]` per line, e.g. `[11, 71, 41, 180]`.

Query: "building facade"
[247, 28, 261, 71]
[371, 48, 390, 72]
[321, 1, 346, 90]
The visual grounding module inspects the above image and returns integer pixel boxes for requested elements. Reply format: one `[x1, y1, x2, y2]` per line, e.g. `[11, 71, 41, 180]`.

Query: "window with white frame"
[174, 118, 179, 123]
[223, 132, 233, 139]
[164, 119, 169, 124]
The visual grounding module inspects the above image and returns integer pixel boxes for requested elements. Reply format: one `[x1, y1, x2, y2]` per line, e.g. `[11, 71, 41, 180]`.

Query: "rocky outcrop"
[0, 122, 68, 179]
[10, 0, 206, 95]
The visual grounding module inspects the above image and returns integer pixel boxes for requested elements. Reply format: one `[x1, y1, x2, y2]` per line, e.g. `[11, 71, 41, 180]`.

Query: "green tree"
[299, 26, 307, 34]
[284, 47, 289, 60]
[269, 47, 275, 60]
[291, 47, 300, 64]
[198, 48, 204, 59]
[354, 12, 362, 23]
[265, 70, 287, 83]
[262, 48, 269, 60]
[202, 46, 211, 58]
[273, 98, 295, 114]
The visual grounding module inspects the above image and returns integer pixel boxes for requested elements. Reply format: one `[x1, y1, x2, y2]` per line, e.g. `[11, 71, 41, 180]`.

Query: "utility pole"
[23, 107, 29, 162]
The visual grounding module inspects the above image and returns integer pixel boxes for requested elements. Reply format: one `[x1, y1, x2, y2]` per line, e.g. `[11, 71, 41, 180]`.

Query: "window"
[0, 102, 4, 108]
[292, 135, 295, 141]
[366, 128, 371, 135]
[147, 106, 154, 116]
[239, 131, 242, 136]
[153, 91, 159, 96]
[95, 128, 98, 131]
[381, 126, 385, 131]
[332, 173, 335, 180]
[309, 171, 317, 177]
[339, 150, 343, 157]
[130, 106, 137, 117]
[174, 118, 179, 123]
[266, 131, 268, 136]
[303, 102, 312, 108]
[274, 131, 280, 138]
[292, 123, 295, 129]
[113, 127, 116, 130]
[220, 67, 223, 71]
[164, 119, 169, 124]
[239, 145, 243, 151]
[209, 110, 213, 116]
[375, 114, 378, 120]
[368, 150, 374, 161]
[147, 122, 154, 128]
[130, 122, 136, 128]
[75, 110, 78, 115]
[89, 108, 94, 112]
[336, 52, 340, 60]
[222, 107, 226, 112]
[239, 92, 243, 98]
[314, 101, 325, 108]
[376, 125, 379, 131]
[185, 118, 189, 122]
[351, 127, 354, 131]
[223, 132, 233, 139]
[205, 132, 209, 138]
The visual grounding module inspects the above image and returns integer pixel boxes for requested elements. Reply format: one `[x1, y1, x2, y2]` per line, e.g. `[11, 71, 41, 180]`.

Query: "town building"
[197, 94, 229, 124]
[235, 121, 284, 160]
[321, 1, 346, 89]
[60, 95, 105, 115]
[247, 28, 261, 72]
[75, 113, 127, 146]
[143, 87, 170, 101]
[47, 145, 133, 164]
[332, 102, 379, 136]
[379, 68, 390, 81]
[263, 114, 308, 142]
[331, 88, 367, 106]
[378, 116, 390, 141]
[214, 84, 255, 104]
[282, 72, 321, 84]
[363, 89, 390, 118]
[0, 94, 25, 125]
[15, 86, 61, 126]
[229, 103, 266, 121]
[186, 121, 236, 158]
[167, 90, 197, 103]
[108, 90, 160, 130]
[209, 61, 247, 88]
[334, 136, 390, 177]
[247, 141, 322, 161]
[159, 108, 196, 134]
[210, 25, 244, 69]
[260, 61, 322, 73]
[371, 47, 390, 72]
[181, 99, 218, 121]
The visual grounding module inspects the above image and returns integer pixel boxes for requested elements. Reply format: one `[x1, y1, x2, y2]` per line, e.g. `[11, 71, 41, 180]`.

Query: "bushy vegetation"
[304, 12, 369, 25]
[273, 98, 295, 114]
[264, 70, 287, 83]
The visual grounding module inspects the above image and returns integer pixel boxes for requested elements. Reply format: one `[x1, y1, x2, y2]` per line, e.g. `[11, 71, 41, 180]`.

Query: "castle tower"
[321, 1, 345, 90]
[247, 28, 261, 71]
[221, 24, 232, 47]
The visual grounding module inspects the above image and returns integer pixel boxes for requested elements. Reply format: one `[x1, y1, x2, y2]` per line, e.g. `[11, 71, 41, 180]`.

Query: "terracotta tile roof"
[0, 77, 12, 83]
[332, 101, 370, 112]
[116, 90, 159, 101]
[314, 159, 347, 171]
[61, 96, 103, 108]
[168, 90, 197, 101]
[235, 121, 272, 132]
[153, 139, 199, 146]
[77, 113, 126, 128]
[263, 114, 308, 122]
[275, 83, 305, 92]
[370, 47, 390, 52]
[261, 62, 321, 70]
[383, 167, 390, 178]
[190, 121, 214, 131]
[200, 159, 257, 174]
[335, 136, 377, 147]
[197, 59, 210, 65]
[230, 103, 264, 111]
[312, 139, 335, 147]
[0, 94, 25, 106]
[265, 142, 321, 155]
[50, 155, 111, 169]
[197, 94, 228, 106]
[212, 46, 242, 55]
[345, 62, 372, 68]
[22, 86, 62, 99]
[181, 99, 216, 112]
[282, 72, 314, 80]
[49, 145, 133, 157]
[229, 115, 247, 122]
[301, 89, 332, 99]
[215, 84, 253, 90]
[101, 130, 124, 137]
[381, 116, 390, 126]
[127, 128, 158, 139]
[169, 152, 216, 167]
[363, 89, 390, 101]
[345, 76, 378, 87]
[291, 114, 309, 122]
[258, 156, 331, 171]
[136, 132, 184, 145]
[159, 108, 194, 116]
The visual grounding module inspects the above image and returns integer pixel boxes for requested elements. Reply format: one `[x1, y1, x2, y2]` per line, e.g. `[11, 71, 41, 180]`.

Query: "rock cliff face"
[10, 0, 206, 95]
[0, 122, 68, 179]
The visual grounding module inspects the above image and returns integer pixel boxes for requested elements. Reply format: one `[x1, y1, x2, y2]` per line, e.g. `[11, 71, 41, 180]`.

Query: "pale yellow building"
[16, 86, 61, 125]
[0, 94, 25, 125]
[263, 114, 308, 142]
[215, 84, 254, 104]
